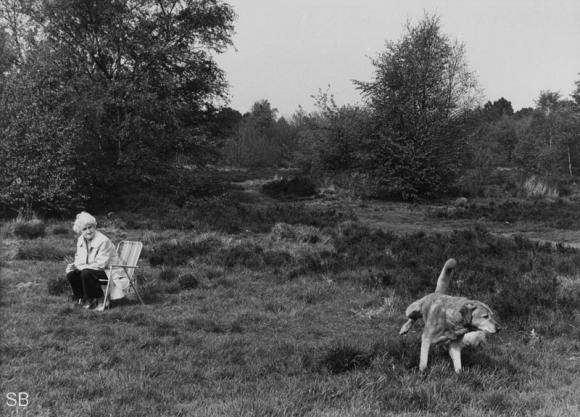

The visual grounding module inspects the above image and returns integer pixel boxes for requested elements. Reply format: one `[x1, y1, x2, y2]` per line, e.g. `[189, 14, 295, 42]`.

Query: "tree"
[0, 0, 236, 214]
[355, 14, 480, 200]
[483, 97, 514, 120]
[572, 77, 580, 106]
[0, 43, 89, 216]
[513, 91, 580, 178]
[223, 99, 299, 167]
[293, 89, 371, 174]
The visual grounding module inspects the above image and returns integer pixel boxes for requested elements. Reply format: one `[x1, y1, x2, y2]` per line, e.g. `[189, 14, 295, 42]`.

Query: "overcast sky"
[215, 0, 580, 117]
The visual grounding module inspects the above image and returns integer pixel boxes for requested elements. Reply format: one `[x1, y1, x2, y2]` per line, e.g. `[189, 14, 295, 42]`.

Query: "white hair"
[73, 211, 97, 234]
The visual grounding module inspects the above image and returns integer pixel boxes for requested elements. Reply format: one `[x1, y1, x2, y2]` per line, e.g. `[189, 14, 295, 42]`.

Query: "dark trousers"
[67, 269, 106, 300]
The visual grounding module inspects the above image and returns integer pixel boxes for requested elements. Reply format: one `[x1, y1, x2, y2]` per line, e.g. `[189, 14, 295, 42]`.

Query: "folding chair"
[99, 241, 144, 310]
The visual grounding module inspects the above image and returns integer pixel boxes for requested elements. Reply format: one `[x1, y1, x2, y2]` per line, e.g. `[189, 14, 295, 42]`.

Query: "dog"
[399, 258, 500, 373]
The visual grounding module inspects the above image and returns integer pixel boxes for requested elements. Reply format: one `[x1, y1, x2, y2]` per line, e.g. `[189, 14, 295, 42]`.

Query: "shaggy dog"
[399, 259, 500, 373]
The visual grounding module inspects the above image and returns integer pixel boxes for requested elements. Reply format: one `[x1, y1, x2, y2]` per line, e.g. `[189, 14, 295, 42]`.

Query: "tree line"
[1, 6, 579, 217]
[223, 15, 580, 200]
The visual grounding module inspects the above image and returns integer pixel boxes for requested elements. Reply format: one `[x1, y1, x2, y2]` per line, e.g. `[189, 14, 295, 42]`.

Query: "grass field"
[1, 200, 580, 416]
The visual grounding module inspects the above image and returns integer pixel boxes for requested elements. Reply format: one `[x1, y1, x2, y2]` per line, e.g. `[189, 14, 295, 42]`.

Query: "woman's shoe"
[83, 299, 97, 309]
[95, 298, 109, 311]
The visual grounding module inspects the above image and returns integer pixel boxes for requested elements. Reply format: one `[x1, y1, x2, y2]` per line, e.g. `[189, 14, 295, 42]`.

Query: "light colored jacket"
[74, 230, 129, 299]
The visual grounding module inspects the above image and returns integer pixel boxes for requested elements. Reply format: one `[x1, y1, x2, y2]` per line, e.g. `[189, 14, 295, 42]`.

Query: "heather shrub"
[47, 275, 70, 296]
[178, 273, 199, 290]
[270, 222, 325, 244]
[270, 223, 296, 241]
[429, 198, 580, 230]
[322, 221, 577, 322]
[262, 250, 293, 267]
[12, 218, 46, 239]
[51, 225, 72, 236]
[261, 176, 317, 199]
[16, 241, 74, 261]
[115, 194, 353, 233]
[491, 270, 559, 318]
[218, 243, 265, 269]
[147, 237, 220, 266]
[317, 343, 375, 374]
[158, 267, 178, 282]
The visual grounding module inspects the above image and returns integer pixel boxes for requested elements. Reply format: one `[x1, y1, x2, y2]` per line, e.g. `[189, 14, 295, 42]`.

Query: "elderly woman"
[66, 211, 129, 310]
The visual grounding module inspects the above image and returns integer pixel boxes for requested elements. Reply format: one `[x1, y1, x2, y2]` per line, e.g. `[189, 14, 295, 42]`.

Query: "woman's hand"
[65, 263, 75, 274]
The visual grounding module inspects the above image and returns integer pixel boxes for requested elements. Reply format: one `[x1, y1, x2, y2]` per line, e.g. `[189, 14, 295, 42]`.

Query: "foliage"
[177, 273, 199, 290]
[261, 176, 317, 199]
[430, 198, 580, 229]
[11, 217, 46, 239]
[47, 275, 70, 296]
[0, 47, 89, 216]
[15, 240, 74, 260]
[4, 208, 580, 416]
[117, 192, 353, 233]
[318, 342, 375, 374]
[222, 99, 299, 167]
[355, 14, 480, 200]
[514, 93, 580, 178]
[456, 86, 580, 197]
[0, 0, 236, 215]
[292, 91, 372, 175]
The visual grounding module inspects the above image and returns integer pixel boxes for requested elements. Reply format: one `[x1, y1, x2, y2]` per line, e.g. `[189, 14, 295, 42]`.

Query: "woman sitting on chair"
[66, 211, 129, 310]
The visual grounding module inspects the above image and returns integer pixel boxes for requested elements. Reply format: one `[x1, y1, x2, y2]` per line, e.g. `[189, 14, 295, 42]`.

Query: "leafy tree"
[573, 77, 580, 106]
[0, 44, 89, 216]
[355, 14, 479, 200]
[514, 91, 580, 178]
[0, 0, 236, 214]
[293, 90, 371, 174]
[222, 99, 299, 167]
[482, 97, 514, 121]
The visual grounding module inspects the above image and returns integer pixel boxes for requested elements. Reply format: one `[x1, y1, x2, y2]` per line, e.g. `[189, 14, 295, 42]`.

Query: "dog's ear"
[460, 302, 476, 324]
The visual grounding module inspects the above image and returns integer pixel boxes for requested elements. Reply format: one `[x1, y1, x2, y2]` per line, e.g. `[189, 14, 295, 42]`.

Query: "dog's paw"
[462, 330, 486, 347]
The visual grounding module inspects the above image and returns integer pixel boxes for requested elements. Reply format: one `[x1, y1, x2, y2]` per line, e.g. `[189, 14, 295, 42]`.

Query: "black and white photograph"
[1, 0, 579, 415]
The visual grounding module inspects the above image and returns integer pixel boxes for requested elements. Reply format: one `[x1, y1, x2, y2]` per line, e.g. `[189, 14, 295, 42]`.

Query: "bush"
[158, 267, 178, 282]
[16, 242, 74, 261]
[147, 238, 220, 266]
[219, 243, 265, 269]
[12, 219, 46, 239]
[47, 275, 70, 296]
[492, 271, 559, 318]
[52, 225, 72, 236]
[261, 176, 317, 199]
[263, 250, 293, 267]
[178, 273, 199, 290]
[317, 343, 375, 374]
[270, 222, 324, 243]
[428, 199, 580, 230]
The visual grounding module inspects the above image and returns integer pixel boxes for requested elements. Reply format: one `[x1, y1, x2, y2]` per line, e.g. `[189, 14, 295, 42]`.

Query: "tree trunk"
[568, 144, 573, 177]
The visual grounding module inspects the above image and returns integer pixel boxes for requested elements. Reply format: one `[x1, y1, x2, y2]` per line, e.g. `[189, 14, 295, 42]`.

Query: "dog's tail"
[435, 258, 457, 294]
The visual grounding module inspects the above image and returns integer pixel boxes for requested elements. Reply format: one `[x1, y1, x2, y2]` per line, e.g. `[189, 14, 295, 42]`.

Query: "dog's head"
[461, 301, 500, 334]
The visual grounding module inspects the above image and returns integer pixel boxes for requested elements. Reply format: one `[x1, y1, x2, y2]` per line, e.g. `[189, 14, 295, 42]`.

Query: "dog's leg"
[399, 318, 415, 335]
[448, 341, 463, 374]
[419, 333, 431, 372]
